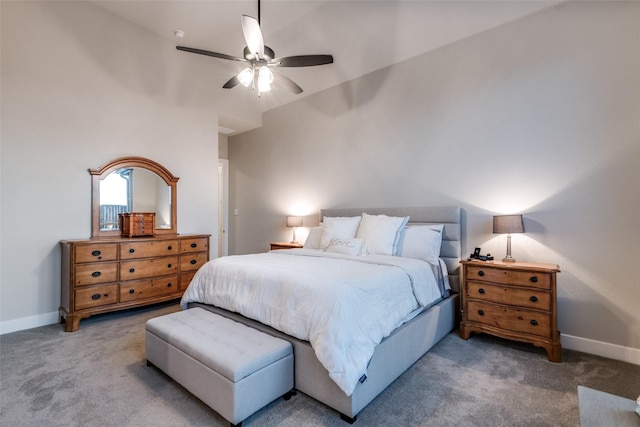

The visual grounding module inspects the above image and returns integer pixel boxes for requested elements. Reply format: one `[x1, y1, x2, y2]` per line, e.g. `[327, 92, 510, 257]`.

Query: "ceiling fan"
[176, 0, 333, 96]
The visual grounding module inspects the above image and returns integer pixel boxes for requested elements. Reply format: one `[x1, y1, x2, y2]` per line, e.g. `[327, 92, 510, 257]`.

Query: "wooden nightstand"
[270, 242, 304, 250]
[459, 259, 562, 362]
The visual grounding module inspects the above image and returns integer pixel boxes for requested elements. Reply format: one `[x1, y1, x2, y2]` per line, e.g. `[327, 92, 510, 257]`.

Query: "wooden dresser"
[60, 234, 210, 332]
[459, 260, 562, 362]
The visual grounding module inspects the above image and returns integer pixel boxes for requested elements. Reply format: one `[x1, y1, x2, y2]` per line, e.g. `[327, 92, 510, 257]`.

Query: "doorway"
[217, 159, 229, 257]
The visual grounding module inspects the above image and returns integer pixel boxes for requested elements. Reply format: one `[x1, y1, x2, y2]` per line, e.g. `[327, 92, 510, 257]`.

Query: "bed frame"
[189, 206, 462, 423]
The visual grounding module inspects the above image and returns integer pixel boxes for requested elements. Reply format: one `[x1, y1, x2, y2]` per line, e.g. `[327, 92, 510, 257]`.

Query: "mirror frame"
[89, 156, 179, 238]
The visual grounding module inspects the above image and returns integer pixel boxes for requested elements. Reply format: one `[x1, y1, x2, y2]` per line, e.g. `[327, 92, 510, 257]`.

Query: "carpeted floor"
[1, 302, 639, 426]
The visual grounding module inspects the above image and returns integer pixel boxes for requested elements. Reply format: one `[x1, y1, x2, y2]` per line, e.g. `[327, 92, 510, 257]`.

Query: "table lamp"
[286, 216, 303, 244]
[493, 214, 525, 262]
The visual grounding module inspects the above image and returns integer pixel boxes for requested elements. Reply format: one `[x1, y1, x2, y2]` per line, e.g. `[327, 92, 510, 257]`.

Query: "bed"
[182, 206, 462, 422]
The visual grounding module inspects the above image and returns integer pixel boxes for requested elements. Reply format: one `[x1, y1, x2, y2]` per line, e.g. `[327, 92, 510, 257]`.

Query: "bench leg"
[283, 389, 296, 401]
[340, 413, 357, 424]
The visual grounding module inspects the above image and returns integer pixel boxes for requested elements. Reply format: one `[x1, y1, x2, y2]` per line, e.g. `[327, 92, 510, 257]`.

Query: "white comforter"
[180, 249, 443, 396]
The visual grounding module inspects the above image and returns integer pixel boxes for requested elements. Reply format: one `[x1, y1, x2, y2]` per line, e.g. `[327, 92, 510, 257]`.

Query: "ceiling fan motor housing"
[244, 45, 275, 61]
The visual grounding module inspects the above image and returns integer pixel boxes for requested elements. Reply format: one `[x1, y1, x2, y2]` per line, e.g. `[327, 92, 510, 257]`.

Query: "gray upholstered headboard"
[319, 206, 462, 293]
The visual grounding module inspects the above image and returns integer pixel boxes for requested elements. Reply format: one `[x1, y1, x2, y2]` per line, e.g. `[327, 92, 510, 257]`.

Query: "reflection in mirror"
[98, 168, 172, 231]
[90, 157, 179, 238]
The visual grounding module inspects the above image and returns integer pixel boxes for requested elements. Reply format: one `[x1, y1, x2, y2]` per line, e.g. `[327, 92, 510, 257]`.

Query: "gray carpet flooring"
[1, 302, 639, 426]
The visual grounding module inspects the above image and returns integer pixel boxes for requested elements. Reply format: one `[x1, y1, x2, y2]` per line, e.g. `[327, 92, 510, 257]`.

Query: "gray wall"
[1, 2, 219, 331]
[229, 2, 640, 355]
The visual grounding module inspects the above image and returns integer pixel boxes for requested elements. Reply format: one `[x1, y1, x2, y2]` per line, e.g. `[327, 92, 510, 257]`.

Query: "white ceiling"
[90, 0, 558, 134]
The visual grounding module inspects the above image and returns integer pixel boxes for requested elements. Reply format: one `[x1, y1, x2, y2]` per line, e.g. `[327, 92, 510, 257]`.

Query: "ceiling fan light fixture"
[176, 0, 332, 97]
[258, 66, 273, 92]
[238, 67, 255, 87]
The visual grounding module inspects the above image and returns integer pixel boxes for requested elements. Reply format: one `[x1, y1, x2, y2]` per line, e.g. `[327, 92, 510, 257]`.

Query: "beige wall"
[219, 134, 229, 159]
[229, 2, 640, 359]
[0, 2, 220, 332]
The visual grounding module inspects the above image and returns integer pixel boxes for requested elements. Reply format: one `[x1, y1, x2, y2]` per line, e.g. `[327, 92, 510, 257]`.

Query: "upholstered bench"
[145, 308, 294, 427]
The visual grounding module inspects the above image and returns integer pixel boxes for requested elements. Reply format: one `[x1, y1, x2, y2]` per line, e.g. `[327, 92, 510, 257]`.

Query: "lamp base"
[502, 257, 516, 263]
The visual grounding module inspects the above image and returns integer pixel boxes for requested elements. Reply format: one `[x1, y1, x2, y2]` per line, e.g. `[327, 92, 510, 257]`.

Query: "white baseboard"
[0, 311, 60, 335]
[562, 334, 640, 366]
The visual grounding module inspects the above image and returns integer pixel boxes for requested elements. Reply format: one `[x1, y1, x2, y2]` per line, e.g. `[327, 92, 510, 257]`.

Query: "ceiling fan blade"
[176, 46, 245, 62]
[271, 55, 334, 68]
[241, 15, 264, 58]
[273, 71, 303, 95]
[223, 75, 241, 89]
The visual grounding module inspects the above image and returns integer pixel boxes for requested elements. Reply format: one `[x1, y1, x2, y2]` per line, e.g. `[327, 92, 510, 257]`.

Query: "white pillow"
[304, 226, 323, 249]
[397, 224, 444, 264]
[356, 213, 409, 256]
[325, 238, 364, 256]
[320, 216, 361, 249]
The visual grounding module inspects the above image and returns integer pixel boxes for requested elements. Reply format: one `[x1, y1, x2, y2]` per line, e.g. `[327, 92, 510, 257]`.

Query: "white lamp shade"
[493, 214, 525, 234]
[286, 216, 303, 227]
[237, 68, 254, 87]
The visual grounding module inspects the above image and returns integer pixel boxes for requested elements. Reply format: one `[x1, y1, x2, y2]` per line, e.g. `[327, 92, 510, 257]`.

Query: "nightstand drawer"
[467, 282, 551, 311]
[467, 300, 552, 339]
[466, 266, 552, 290]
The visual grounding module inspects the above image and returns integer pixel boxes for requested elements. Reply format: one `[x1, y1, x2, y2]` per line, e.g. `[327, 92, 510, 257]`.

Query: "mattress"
[180, 249, 446, 395]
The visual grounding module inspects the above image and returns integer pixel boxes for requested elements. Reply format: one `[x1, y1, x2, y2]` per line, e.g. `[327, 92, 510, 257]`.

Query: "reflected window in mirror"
[99, 169, 131, 231]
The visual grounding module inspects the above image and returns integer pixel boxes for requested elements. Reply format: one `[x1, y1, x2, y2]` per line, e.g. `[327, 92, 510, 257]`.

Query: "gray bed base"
[189, 206, 462, 422]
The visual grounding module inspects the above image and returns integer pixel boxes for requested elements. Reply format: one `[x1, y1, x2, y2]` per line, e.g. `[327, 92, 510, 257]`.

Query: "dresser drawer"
[75, 243, 118, 263]
[120, 256, 178, 280]
[467, 300, 552, 339]
[180, 270, 197, 291]
[180, 252, 208, 272]
[119, 275, 179, 302]
[466, 266, 551, 290]
[75, 262, 118, 286]
[75, 284, 118, 310]
[467, 282, 551, 311]
[119, 240, 179, 260]
[180, 237, 209, 254]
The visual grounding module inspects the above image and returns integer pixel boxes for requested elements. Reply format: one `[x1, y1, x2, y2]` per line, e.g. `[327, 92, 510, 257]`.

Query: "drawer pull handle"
[190, 259, 197, 265]
[91, 271, 101, 278]
[167, 245, 173, 250]
[167, 283, 172, 288]
[478, 271, 485, 277]
[167, 264, 172, 268]
[530, 319, 538, 326]
[530, 276, 538, 283]
[129, 248, 135, 253]
[530, 296, 538, 303]
[190, 243, 197, 248]
[91, 293, 101, 300]
[478, 288, 485, 294]
[129, 268, 135, 273]
[478, 310, 485, 316]
[91, 250, 101, 257]
[129, 289, 135, 294]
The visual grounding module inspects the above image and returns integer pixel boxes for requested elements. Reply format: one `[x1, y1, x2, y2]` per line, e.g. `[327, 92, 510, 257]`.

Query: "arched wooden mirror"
[90, 157, 179, 237]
